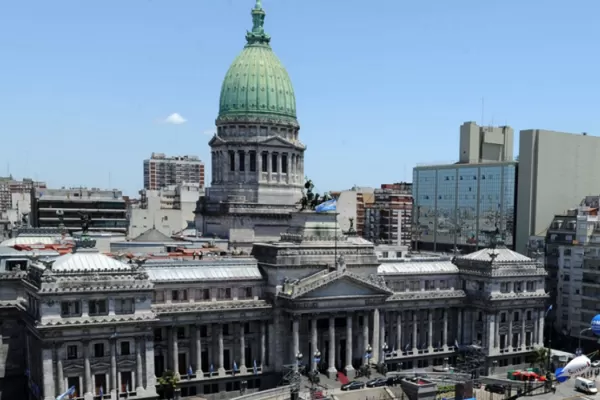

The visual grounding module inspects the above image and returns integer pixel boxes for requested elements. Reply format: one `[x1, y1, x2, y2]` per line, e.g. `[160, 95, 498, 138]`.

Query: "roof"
[378, 260, 459, 275]
[147, 264, 262, 282]
[132, 228, 173, 243]
[0, 246, 59, 257]
[52, 249, 132, 272]
[458, 246, 532, 263]
[217, 1, 297, 125]
[0, 236, 61, 247]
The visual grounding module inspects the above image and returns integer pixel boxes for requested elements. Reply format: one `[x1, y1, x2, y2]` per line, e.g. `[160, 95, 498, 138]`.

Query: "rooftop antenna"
[481, 97, 485, 127]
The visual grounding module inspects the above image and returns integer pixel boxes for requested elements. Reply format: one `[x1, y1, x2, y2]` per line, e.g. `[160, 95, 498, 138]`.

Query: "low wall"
[231, 385, 292, 400]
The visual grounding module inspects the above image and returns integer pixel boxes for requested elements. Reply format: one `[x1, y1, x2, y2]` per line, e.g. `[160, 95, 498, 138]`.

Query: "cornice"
[152, 300, 272, 315]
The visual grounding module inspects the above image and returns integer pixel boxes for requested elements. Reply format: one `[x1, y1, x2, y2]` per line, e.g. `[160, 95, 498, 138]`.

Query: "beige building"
[459, 122, 514, 164]
[129, 183, 203, 238]
[516, 130, 600, 254]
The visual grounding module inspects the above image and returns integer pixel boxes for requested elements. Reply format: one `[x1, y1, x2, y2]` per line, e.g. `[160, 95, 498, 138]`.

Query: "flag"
[545, 304, 553, 317]
[253, 360, 258, 375]
[233, 361, 238, 373]
[209, 364, 214, 376]
[188, 365, 193, 379]
[99, 386, 104, 397]
[56, 386, 76, 400]
[315, 199, 336, 213]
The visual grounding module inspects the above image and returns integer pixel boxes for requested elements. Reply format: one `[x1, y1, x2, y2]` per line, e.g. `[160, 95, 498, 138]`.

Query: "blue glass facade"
[412, 162, 517, 251]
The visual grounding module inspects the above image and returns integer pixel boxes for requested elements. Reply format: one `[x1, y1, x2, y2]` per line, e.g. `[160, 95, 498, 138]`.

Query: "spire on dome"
[246, 0, 271, 46]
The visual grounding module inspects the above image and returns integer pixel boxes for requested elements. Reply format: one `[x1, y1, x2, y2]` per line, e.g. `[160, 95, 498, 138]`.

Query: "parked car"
[592, 360, 600, 368]
[366, 378, 388, 388]
[485, 384, 506, 394]
[341, 381, 366, 391]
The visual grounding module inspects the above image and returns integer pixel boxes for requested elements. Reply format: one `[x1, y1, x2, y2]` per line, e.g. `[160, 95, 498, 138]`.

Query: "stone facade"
[0, 213, 549, 400]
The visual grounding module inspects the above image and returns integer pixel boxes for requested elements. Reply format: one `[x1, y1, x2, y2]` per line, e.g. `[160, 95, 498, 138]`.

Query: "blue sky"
[1, 0, 599, 196]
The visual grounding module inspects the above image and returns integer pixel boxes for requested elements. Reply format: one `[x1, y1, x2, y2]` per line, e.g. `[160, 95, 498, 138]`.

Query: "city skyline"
[1, 0, 599, 195]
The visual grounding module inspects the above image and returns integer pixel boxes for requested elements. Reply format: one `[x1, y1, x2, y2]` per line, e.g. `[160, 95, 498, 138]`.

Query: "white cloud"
[163, 113, 187, 125]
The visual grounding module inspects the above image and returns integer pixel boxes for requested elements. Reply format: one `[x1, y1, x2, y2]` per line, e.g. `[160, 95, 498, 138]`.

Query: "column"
[396, 312, 402, 352]
[219, 151, 223, 182]
[257, 151, 263, 182]
[145, 337, 157, 394]
[292, 317, 300, 369]
[267, 151, 272, 181]
[428, 310, 433, 350]
[471, 310, 477, 345]
[362, 312, 369, 360]
[136, 338, 144, 392]
[194, 325, 203, 376]
[276, 153, 282, 181]
[508, 312, 513, 350]
[244, 150, 250, 182]
[538, 310, 545, 346]
[56, 352, 64, 395]
[83, 342, 92, 397]
[443, 309, 448, 350]
[372, 309, 380, 364]
[487, 314, 494, 350]
[261, 321, 267, 368]
[110, 340, 117, 395]
[457, 309, 463, 345]
[311, 317, 318, 371]
[345, 314, 354, 376]
[521, 310, 526, 348]
[172, 329, 179, 377]
[42, 347, 55, 400]
[286, 153, 292, 183]
[217, 324, 225, 376]
[495, 312, 500, 349]
[378, 311, 385, 361]
[239, 323, 247, 374]
[234, 151, 240, 180]
[327, 316, 336, 378]
[412, 311, 418, 351]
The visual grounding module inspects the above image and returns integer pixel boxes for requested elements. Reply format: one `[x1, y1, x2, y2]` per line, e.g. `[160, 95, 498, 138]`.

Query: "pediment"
[258, 136, 299, 149]
[208, 135, 227, 146]
[64, 363, 84, 372]
[296, 274, 392, 299]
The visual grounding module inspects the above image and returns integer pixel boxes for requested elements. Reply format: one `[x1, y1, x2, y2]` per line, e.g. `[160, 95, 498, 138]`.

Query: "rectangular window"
[249, 152, 256, 172]
[115, 298, 134, 314]
[223, 324, 230, 335]
[218, 288, 232, 300]
[61, 301, 81, 317]
[261, 153, 268, 172]
[271, 153, 278, 172]
[154, 328, 163, 341]
[95, 374, 106, 396]
[281, 153, 288, 173]
[88, 299, 107, 316]
[94, 343, 104, 357]
[238, 151, 245, 171]
[245, 287, 253, 298]
[172, 290, 179, 301]
[177, 327, 185, 339]
[229, 151, 235, 172]
[154, 291, 165, 303]
[120, 341, 130, 355]
[67, 345, 78, 359]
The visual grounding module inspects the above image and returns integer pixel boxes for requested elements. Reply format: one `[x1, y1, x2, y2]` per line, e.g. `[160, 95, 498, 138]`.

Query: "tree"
[530, 347, 549, 371]
[157, 370, 180, 400]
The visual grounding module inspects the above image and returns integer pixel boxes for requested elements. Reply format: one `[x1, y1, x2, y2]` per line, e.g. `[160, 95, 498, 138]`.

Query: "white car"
[592, 360, 600, 368]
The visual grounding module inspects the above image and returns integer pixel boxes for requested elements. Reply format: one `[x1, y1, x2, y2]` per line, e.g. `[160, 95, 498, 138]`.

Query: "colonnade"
[165, 322, 267, 378]
[43, 337, 155, 399]
[212, 149, 303, 184]
[474, 308, 544, 352]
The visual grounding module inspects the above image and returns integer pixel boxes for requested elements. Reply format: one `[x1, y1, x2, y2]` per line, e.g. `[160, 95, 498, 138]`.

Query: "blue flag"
[253, 359, 258, 375]
[209, 363, 214, 376]
[188, 365, 193, 379]
[56, 386, 76, 400]
[233, 361, 238, 372]
[99, 386, 104, 397]
[315, 199, 336, 213]
[546, 304, 553, 317]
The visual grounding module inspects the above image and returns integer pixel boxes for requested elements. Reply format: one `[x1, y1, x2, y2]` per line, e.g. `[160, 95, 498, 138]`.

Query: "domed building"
[195, 0, 306, 248]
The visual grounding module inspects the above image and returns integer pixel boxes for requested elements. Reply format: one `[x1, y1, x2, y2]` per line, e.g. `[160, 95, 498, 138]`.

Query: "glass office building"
[412, 162, 517, 252]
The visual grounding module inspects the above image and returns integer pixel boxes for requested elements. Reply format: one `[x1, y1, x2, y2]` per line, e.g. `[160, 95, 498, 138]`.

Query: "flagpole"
[334, 212, 338, 268]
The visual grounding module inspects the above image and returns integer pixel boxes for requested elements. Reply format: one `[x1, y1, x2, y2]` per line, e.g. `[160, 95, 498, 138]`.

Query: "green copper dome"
[217, 0, 297, 124]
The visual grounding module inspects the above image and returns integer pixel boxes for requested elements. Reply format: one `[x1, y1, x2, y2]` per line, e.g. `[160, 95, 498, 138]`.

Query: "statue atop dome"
[246, 0, 270, 46]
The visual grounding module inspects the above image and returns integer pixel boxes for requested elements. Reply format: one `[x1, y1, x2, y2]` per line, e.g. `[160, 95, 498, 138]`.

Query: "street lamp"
[310, 350, 321, 400]
[382, 342, 389, 361]
[296, 352, 304, 366]
[313, 350, 321, 369]
[579, 328, 592, 354]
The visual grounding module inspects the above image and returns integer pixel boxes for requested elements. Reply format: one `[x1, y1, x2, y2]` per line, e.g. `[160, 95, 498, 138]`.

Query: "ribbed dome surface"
[217, 0, 297, 122]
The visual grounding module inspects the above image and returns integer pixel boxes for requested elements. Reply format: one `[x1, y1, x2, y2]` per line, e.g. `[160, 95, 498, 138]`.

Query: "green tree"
[157, 370, 179, 400]
[530, 347, 549, 371]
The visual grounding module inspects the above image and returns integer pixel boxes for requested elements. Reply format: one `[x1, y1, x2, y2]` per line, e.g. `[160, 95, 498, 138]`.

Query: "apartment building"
[0, 176, 46, 212]
[143, 153, 205, 190]
[364, 183, 413, 246]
